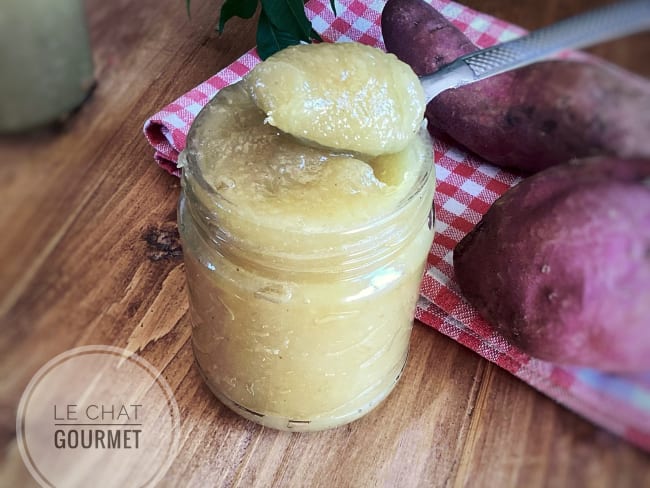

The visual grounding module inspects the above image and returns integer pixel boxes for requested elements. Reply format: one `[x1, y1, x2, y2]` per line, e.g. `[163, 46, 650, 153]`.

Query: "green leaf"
[257, 9, 303, 60]
[189, 0, 336, 59]
[219, 0, 259, 33]
[260, 0, 312, 42]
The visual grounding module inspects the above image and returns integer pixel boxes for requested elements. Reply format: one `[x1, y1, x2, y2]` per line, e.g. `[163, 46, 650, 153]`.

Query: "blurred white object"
[0, 0, 95, 132]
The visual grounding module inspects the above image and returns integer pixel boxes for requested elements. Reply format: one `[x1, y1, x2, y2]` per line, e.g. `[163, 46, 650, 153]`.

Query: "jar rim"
[184, 157, 434, 236]
[182, 96, 435, 239]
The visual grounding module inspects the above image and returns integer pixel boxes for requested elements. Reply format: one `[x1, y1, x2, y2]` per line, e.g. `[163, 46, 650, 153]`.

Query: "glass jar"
[178, 83, 436, 432]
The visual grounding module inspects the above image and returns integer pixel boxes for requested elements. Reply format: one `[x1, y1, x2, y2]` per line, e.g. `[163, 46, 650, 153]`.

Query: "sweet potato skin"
[453, 158, 650, 371]
[381, 0, 650, 173]
[381, 0, 474, 74]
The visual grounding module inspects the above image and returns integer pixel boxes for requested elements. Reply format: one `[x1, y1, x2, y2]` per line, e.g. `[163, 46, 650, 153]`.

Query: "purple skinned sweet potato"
[381, 0, 650, 173]
[453, 157, 650, 372]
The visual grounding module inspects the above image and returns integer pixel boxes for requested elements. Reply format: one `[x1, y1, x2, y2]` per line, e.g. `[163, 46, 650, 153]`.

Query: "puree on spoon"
[245, 42, 426, 156]
[179, 41, 435, 431]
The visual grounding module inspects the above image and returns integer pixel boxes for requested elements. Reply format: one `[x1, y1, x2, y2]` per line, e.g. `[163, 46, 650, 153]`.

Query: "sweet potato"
[453, 157, 650, 372]
[381, 0, 650, 173]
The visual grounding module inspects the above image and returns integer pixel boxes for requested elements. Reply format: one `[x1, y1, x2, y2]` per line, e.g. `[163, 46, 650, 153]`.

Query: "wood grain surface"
[1, 0, 649, 486]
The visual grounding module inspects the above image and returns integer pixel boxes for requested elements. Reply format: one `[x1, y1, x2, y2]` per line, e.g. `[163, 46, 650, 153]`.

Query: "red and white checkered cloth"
[144, 0, 650, 450]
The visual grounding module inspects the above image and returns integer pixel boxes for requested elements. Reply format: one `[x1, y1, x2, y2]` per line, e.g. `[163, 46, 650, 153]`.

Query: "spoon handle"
[421, 0, 650, 101]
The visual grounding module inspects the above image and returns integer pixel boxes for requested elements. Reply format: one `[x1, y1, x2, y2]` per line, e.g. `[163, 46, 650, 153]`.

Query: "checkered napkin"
[144, 0, 650, 450]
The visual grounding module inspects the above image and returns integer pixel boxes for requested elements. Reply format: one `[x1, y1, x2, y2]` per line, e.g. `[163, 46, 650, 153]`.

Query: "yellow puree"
[182, 42, 435, 430]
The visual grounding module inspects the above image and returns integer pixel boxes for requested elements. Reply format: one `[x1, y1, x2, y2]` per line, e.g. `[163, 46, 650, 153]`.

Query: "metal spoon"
[421, 0, 650, 102]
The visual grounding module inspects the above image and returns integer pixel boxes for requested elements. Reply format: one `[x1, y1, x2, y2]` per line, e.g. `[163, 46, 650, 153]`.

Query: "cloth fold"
[144, 0, 650, 451]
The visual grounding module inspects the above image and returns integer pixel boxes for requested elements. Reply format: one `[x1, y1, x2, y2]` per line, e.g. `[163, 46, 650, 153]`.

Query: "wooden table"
[1, 0, 649, 486]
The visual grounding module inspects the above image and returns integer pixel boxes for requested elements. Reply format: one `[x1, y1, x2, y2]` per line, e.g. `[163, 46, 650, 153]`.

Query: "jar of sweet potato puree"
[178, 43, 435, 431]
